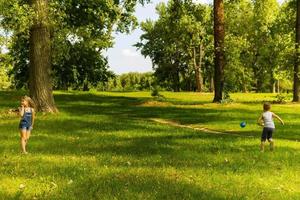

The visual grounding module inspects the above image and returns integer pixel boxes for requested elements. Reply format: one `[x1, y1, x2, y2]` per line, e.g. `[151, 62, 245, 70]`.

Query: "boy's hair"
[22, 96, 36, 109]
[263, 102, 271, 111]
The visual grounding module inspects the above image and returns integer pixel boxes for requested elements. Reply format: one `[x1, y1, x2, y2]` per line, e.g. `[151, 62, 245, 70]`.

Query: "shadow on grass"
[54, 93, 299, 140]
[49, 172, 227, 200]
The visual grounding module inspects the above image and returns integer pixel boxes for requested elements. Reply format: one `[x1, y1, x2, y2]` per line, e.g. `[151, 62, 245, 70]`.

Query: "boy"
[257, 103, 284, 152]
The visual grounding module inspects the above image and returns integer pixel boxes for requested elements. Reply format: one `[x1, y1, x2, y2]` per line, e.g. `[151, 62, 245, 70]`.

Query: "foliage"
[0, 55, 11, 89]
[136, 0, 213, 92]
[97, 72, 154, 91]
[0, 0, 149, 90]
[150, 86, 160, 97]
[137, 0, 296, 94]
[52, 41, 114, 91]
[150, 85, 164, 99]
[274, 92, 289, 104]
[221, 84, 234, 104]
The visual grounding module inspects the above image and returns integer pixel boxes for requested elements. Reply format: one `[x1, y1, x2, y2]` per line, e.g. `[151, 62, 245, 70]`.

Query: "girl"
[19, 96, 35, 154]
[257, 102, 284, 152]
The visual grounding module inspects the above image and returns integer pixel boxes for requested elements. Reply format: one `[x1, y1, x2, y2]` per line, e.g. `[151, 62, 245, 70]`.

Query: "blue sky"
[106, 0, 285, 74]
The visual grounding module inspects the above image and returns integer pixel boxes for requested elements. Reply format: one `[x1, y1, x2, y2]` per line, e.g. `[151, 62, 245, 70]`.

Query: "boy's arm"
[257, 114, 263, 126]
[272, 112, 284, 125]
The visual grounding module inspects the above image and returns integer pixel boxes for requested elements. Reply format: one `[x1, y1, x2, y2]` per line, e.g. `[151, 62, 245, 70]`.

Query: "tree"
[52, 41, 113, 91]
[28, 0, 57, 112]
[213, 0, 225, 102]
[1, 0, 149, 111]
[136, 0, 212, 92]
[193, 44, 204, 92]
[224, 0, 254, 92]
[251, 0, 279, 92]
[294, 0, 300, 101]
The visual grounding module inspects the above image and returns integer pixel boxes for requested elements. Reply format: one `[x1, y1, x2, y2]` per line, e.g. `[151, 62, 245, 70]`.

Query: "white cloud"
[193, 0, 212, 4]
[122, 49, 139, 57]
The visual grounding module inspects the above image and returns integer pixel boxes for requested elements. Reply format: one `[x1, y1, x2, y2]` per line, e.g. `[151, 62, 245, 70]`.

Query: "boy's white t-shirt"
[263, 111, 275, 128]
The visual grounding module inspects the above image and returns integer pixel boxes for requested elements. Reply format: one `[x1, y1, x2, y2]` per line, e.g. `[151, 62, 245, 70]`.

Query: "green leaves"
[0, 0, 34, 35]
[137, 0, 213, 91]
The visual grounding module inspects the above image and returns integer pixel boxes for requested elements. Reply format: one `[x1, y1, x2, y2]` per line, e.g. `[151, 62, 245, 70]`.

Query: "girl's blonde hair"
[22, 96, 36, 109]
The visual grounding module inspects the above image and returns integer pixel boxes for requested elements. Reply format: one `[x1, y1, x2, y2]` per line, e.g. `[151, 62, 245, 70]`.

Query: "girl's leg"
[26, 130, 31, 142]
[20, 129, 27, 154]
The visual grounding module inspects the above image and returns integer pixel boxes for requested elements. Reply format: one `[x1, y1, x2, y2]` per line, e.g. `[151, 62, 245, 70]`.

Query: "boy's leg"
[261, 128, 267, 152]
[20, 129, 27, 154]
[269, 140, 274, 151]
[260, 141, 265, 152]
[268, 129, 274, 151]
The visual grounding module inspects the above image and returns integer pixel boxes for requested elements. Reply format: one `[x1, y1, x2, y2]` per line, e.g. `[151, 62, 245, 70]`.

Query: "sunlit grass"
[0, 91, 299, 199]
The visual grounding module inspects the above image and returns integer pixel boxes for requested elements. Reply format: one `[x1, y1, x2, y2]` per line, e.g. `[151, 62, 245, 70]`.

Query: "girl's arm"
[19, 106, 25, 117]
[272, 112, 284, 125]
[257, 114, 263, 126]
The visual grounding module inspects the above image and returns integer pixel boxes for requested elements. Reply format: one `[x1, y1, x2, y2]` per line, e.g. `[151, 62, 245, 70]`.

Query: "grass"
[0, 91, 299, 200]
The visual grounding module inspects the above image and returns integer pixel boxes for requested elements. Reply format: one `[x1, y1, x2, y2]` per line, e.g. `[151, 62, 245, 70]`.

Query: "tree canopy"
[136, 0, 296, 97]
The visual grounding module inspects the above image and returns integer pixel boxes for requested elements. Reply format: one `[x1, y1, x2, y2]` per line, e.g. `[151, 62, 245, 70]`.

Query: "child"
[257, 102, 284, 152]
[19, 96, 35, 154]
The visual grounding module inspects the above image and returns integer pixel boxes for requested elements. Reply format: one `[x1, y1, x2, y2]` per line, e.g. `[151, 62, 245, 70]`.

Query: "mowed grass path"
[0, 91, 299, 200]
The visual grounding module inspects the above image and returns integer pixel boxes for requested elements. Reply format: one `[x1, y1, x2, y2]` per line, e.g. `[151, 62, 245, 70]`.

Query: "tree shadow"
[54, 93, 299, 140]
[48, 172, 227, 200]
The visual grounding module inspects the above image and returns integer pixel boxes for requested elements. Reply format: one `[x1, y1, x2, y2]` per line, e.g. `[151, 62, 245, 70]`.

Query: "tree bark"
[83, 83, 90, 91]
[213, 0, 225, 102]
[210, 74, 214, 92]
[271, 74, 276, 93]
[193, 45, 204, 92]
[173, 67, 180, 92]
[29, 0, 57, 112]
[293, 0, 300, 102]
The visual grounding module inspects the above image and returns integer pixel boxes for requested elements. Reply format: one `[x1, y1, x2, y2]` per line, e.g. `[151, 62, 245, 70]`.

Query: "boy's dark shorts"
[261, 127, 274, 142]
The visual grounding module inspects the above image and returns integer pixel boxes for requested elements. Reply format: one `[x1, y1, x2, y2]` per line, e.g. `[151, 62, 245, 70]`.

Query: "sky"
[106, 0, 285, 74]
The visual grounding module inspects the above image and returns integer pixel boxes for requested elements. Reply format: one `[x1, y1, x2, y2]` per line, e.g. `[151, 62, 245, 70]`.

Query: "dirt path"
[150, 118, 254, 138]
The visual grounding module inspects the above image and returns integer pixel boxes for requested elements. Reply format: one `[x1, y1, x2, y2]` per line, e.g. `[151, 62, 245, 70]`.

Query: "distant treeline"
[97, 72, 153, 92]
[97, 72, 213, 92]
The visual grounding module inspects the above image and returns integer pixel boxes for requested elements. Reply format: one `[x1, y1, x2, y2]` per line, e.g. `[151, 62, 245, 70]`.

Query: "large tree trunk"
[213, 0, 225, 102]
[293, 0, 300, 102]
[193, 44, 204, 92]
[29, 0, 57, 112]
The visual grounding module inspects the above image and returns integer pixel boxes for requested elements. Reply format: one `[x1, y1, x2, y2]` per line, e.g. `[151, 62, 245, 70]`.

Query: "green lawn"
[0, 91, 299, 200]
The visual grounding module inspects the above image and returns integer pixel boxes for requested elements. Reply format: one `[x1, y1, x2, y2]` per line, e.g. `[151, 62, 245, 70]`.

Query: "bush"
[151, 86, 164, 99]
[221, 85, 234, 104]
[151, 86, 160, 97]
[274, 93, 288, 104]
